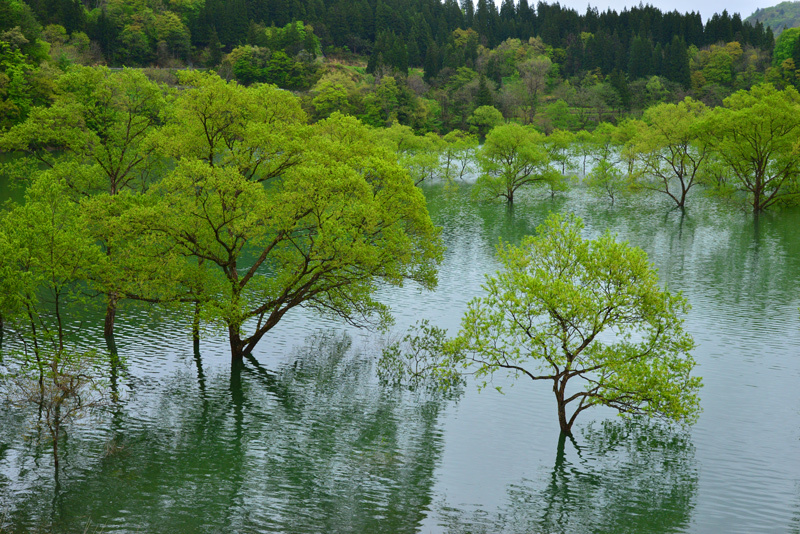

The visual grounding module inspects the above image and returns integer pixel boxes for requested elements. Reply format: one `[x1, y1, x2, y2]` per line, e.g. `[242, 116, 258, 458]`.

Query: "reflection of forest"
[0, 332, 447, 533]
[436, 420, 698, 534]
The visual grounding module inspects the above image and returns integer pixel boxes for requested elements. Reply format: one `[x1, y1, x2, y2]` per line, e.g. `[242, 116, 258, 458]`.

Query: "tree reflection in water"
[437, 419, 697, 534]
[1, 331, 448, 533]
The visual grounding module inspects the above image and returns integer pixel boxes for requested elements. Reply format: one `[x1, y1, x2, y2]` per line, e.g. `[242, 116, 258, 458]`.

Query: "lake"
[1, 182, 800, 533]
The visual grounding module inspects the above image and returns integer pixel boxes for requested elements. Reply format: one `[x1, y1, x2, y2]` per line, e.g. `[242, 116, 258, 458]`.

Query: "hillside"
[747, 1, 800, 35]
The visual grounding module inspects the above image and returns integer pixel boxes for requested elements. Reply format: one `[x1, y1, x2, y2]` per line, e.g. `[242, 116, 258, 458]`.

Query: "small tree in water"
[383, 213, 702, 435]
[4, 347, 111, 473]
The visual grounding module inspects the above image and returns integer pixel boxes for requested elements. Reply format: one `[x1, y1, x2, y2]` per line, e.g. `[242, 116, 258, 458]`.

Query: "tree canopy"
[704, 83, 800, 212]
[132, 74, 443, 359]
[383, 213, 702, 435]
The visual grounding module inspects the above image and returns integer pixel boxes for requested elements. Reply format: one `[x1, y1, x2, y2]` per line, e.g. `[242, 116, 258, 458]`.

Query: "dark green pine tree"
[91, 9, 117, 57]
[652, 42, 663, 76]
[663, 35, 690, 88]
[61, 0, 86, 34]
[423, 40, 441, 81]
[461, 0, 475, 30]
[375, 0, 392, 36]
[517, 0, 534, 40]
[388, 32, 409, 74]
[474, 0, 489, 40]
[443, 0, 464, 31]
[208, 27, 223, 66]
[609, 68, 631, 110]
[476, 74, 493, 107]
[628, 34, 654, 80]
[499, 0, 515, 41]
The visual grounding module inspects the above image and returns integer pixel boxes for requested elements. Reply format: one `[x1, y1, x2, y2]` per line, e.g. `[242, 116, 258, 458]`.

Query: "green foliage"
[747, 3, 800, 36]
[379, 122, 446, 185]
[467, 104, 503, 140]
[703, 83, 800, 211]
[0, 173, 104, 349]
[311, 71, 357, 120]
[633, 97, 709, 208]
[136, 74, 443, 359]
[773, 27, 800, 67]
[378, 319, 464, 394]
[585, 158, 626, 204]
[440, 129, 478, 183]
[582, 122, 629, 204]
[449, 213, 701, 434]
[228, 45, 319, 89]
[474, 123, 562, 203]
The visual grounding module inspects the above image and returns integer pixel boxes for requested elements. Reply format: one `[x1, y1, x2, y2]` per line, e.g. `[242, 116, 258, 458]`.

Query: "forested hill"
[0, 0, 785, 135]
[747, 1, 800, 35]
[2, 0, 772, 70]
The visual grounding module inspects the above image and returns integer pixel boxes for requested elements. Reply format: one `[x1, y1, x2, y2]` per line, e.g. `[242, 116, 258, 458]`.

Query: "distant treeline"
[2, 0, 774, 72]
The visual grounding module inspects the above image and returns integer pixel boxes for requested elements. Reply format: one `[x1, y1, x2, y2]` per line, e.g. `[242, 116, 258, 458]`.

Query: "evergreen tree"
[461, 0, 474, 30]
[609, 68, 631, 109]
[628, 34, 653, 79]
[474, 0, 489, 40]
[476, 74, 493, 107]
[517, 0, 534, 40]
[663, 35, 690, 88]
[423, 40, 441, 80]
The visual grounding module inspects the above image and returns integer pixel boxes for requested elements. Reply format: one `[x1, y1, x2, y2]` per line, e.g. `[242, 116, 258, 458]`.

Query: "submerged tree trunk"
[104, 292, 118, 338]
[555, 376, 573, 436]
[192, 300, 201, 352]
[229, 324, 245, 361]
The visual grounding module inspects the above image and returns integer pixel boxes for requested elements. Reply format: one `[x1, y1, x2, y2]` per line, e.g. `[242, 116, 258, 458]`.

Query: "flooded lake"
[2, 183, 800, 533]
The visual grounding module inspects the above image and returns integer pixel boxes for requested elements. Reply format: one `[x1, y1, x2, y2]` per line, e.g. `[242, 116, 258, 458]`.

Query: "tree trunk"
[557, 398, 572, 435]
[192, 300, 201, 352]
[229, 324, 245, 361]
[104, 292, 118, 338]
[555, 377, 573, 435]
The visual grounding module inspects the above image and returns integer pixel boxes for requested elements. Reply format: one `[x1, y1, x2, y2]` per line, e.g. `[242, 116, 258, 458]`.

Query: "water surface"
[2, 184, 799, 533]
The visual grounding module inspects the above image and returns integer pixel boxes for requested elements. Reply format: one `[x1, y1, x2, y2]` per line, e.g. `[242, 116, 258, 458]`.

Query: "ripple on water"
[4, 188, 800, 533]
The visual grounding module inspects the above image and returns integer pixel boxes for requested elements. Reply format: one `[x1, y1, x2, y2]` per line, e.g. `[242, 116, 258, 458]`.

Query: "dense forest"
[3, 0, 797, 135]
[747, 1, 800, 36]
[3, 0, 800, 483]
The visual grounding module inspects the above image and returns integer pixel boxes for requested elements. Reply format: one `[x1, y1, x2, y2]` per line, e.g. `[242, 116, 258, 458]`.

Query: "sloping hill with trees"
[747, 1, 800, 35]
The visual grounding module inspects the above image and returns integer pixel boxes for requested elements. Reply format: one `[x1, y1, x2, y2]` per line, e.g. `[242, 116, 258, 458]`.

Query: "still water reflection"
[2, 184, 800, 533]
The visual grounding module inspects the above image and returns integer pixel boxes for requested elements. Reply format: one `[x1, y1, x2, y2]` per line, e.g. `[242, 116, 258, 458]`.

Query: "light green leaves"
[474, 123, 563, 203]
[453, 213, 701, 433]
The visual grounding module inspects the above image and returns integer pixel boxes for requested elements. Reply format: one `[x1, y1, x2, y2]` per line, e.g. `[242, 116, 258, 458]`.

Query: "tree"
[141, 74, 442, 360]
[379, 122, 445, 185]
[467, 104, 503, 141]
[0, 67, 166, 337]
[704, 83, 800, 212]
[772, 27, 800, 68]
[3, 347, 110, 473]
[517, 56, 552, 124]
[447, 213, 701, 435]
[633, 98, 709, 209]
[473, 123, 561, 204]
[663, 35, 690, 88]
[544, 129, 577, 176]
[440, 129, 478, 183]
[584, 122, 628, 204]
[0, 174, 111, 473]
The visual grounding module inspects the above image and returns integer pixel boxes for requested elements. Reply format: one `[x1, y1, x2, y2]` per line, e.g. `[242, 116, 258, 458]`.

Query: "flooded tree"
[134, 73, 442, 360]
[384, 213, 701, 436]
[450, 213, 701, 435]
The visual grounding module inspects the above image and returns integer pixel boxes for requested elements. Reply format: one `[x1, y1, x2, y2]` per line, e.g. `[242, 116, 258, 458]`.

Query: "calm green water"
[2, 184, 800, 533]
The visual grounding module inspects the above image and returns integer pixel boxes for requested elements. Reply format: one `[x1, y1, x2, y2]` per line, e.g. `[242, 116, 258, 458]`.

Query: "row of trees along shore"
[8, 0, 800, 136]
[0, 2, 796, 447]
[1, 67, 798, 367]
[0, 66, 728, 442]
